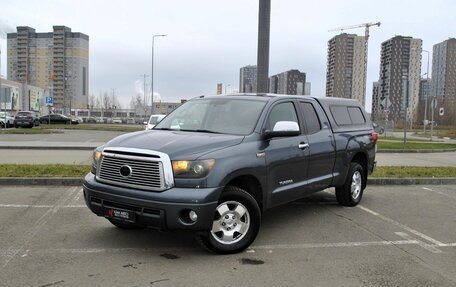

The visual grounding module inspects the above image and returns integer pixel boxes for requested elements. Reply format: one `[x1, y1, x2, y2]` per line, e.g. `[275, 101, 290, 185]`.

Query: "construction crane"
[328, 22, 381, 106]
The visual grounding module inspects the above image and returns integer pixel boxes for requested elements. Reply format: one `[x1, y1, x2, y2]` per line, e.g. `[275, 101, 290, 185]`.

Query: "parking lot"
[0, 185, 455, 286]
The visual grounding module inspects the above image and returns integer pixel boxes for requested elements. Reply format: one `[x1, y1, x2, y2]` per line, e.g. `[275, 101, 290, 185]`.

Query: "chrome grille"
[97, 152, 165, 191]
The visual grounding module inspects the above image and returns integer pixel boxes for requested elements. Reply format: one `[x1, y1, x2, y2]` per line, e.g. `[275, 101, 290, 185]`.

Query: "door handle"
[298, 142, 309, 150]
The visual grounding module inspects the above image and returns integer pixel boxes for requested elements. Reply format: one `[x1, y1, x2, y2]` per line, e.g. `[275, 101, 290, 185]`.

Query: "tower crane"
[328, 22, 381, 106]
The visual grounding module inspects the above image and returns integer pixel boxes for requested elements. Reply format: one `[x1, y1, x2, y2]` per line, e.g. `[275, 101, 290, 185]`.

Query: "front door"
[263, 101, 310, 208]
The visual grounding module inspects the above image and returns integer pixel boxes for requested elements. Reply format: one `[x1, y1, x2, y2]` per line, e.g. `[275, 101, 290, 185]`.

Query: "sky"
[0, 0, 455, 111]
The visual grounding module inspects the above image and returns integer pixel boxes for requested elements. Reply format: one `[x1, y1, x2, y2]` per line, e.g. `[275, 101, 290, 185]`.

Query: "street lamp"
[151, 34, 167, 115]
[422, 49, 430, 135]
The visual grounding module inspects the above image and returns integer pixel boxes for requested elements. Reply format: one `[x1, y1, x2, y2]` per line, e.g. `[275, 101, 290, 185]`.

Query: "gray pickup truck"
[83, 94, 377, 254]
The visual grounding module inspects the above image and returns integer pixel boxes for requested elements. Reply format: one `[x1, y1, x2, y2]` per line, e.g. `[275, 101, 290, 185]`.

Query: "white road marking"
[1, 187, 79, 269]
[358, 205, 445, 246]
[71, 188, 83, 203]
[395, 232, 442, 253]
[252, 240, 417, 250]
[421, 186, 456, 200]
[421, 187, 434, 191]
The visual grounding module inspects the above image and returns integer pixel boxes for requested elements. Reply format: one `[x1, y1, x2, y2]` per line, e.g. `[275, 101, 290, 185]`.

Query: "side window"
[348, 107, 366, 124]
[300, 102, 321, 134]
[267, 102, 299, 131]
[330, 106, 351, 126]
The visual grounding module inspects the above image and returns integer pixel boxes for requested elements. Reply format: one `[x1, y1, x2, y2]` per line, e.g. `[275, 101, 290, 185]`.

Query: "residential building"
[326, 33, 366, 107]
[268, 69, 306, 95]
[239, 65, 257, 93]
[7, 26, 89, 112]
[376, 36, 422, 123]
[431, 38, 456, 126]
[370, 82, 380, 121]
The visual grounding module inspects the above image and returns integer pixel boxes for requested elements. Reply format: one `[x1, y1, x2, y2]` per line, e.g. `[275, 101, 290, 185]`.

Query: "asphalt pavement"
[0, 185, 455, 286]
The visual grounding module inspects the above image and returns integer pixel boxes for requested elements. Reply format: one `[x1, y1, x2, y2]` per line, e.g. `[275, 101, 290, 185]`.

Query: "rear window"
[17, 112, 32, 116]
[330, 106, 366, 126]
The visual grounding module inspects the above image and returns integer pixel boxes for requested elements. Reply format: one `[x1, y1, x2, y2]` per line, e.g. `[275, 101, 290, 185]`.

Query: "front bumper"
[83, 173, 221, 231]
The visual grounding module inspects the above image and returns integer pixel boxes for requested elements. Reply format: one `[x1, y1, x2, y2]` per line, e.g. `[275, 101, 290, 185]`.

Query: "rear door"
[298, 100, 336, 191]
[263, 100, 310, 207]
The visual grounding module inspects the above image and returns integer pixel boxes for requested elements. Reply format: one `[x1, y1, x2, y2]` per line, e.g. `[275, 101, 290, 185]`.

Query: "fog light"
[189, 210, 198, 222]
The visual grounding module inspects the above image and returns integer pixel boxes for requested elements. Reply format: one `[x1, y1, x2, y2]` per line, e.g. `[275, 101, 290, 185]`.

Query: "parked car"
[86, 117, 97, 123]
[145, 114, 166, 130]
[14, 111, 40, 128]
[373, 122, 385, 135]
[39, 113, 71, 124]
[95, 117, 104, 123]
[70, 116, 83, 124]
[112, 117, 122, 124]
[126, 118, 135, 124]
[83, 94, 376, 254]
[0, 111, 15, 128]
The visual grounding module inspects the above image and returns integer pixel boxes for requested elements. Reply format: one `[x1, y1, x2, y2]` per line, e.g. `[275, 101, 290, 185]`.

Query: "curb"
[0, 177, 455, 186]
[378, 148, 456, 153]
[0, 146, 96, 150]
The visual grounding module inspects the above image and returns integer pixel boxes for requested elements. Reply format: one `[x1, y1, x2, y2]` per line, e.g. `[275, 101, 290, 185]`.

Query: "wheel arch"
[224, 174, 264, 212]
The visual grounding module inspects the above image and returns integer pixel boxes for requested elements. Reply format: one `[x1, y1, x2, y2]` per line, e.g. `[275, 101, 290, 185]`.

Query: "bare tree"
[88, 94, 96, 109]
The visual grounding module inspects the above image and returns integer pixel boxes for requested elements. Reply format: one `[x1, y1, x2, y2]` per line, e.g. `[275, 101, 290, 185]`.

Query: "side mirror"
[263, 121, 300, 140]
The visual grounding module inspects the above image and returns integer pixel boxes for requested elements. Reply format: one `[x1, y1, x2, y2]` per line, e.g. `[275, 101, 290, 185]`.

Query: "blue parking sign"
[45, 96, 53, 105]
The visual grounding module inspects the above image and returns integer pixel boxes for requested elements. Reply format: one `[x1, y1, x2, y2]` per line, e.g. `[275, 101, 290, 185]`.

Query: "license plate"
[105, 208, 136, 223]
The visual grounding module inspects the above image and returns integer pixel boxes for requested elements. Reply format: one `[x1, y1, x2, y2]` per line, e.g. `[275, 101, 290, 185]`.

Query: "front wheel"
[335, 163, 365, 207]
[196, 186, 261, 254]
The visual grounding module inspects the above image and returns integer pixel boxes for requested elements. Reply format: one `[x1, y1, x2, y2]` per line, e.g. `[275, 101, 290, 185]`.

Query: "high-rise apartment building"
[269, 69, 306, 95]
[7, 26, 89, 111]
[376, 36, 422, 123]
[370, 82, 380, 120]
[239, 65, 257, 93]
[326, 33, 366, 107]
[431, 38, 456, 126]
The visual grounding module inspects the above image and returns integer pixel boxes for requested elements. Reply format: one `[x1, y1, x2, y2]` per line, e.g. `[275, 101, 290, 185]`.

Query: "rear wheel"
[196, 186, 261, 254]
[107, 218, 145, 230]
[335, 163, 365, 206]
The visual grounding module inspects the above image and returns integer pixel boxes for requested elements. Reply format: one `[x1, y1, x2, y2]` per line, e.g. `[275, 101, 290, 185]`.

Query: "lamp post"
[422, 49, 430, 135]
[151, 34, 166, 115]
[403, 75, 409, 148]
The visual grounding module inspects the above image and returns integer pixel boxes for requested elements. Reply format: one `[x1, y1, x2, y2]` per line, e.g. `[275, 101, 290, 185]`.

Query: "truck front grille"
[97, 151, 166, 191]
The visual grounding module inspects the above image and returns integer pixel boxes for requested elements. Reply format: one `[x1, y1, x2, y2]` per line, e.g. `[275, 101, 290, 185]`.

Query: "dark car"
[39, 113, 72, 124]
[14, 111, 40, 128]
[83, 94, 377, 254]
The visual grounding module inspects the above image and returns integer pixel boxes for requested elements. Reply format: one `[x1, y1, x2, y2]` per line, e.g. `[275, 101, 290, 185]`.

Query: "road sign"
[439, 107, 444, 116]
[432, 98, 437, 109]
[45, 96, 53, 106]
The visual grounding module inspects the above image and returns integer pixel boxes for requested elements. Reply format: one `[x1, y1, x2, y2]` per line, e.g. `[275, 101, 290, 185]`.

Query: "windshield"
[154, 98, 266, 135]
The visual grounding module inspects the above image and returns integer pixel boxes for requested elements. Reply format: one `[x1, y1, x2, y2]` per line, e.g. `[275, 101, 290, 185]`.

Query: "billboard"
[0, 87, 19, 110]
[29, 89, 43, 112]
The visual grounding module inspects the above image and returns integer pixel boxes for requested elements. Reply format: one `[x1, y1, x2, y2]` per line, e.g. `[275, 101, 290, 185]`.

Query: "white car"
[112, 117, 122, 124]
[146, 114, 166, 130]
[0, 112, 15, 128]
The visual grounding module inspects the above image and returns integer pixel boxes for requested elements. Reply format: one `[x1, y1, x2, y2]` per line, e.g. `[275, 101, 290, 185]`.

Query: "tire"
[335, 163, 365, 207]
[107, 218, 145, 230]
[196, 186, 261, 254]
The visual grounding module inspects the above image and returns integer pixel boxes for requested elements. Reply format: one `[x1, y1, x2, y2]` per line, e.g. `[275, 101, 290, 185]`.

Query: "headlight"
[91, 147, 104, 174]
[172, 159, 215, 178]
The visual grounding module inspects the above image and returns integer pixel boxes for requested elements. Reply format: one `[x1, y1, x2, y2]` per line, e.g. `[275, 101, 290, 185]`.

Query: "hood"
[104, 130, 244, 160]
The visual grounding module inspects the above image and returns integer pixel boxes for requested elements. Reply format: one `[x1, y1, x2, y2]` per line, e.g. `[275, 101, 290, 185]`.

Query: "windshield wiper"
[153, 127, 174, 130]
[179, 129, 222, 134]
